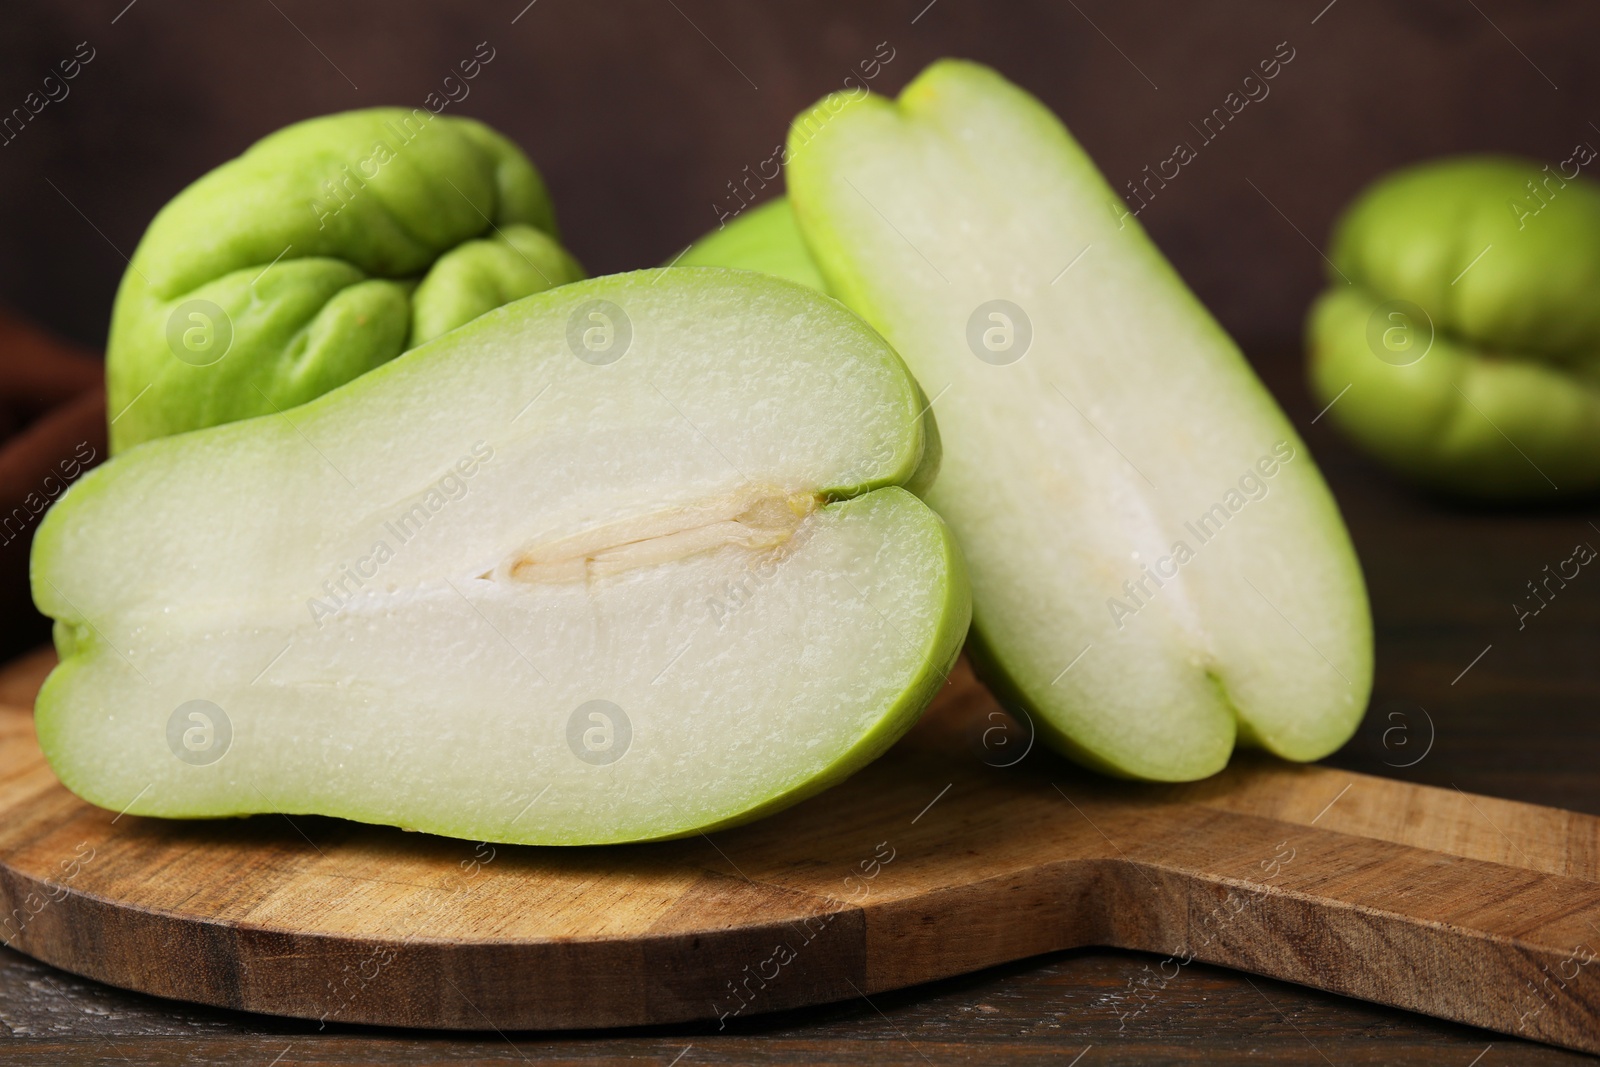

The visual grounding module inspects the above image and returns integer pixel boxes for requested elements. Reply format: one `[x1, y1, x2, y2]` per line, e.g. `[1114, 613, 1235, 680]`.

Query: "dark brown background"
[2, 1, 1600, 1064]
[3, 0, 1596, 352]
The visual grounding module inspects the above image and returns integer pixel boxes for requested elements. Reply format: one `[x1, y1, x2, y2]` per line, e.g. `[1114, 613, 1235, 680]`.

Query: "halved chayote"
[39, 269, 967, 844]
[685, 61, 1371, 781]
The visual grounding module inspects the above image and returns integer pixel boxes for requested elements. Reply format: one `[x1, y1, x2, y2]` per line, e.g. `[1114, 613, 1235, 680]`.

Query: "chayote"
[107, 108, 583, 452]
[678, 197, 827, 291]
[1307, 153, 1600, 499]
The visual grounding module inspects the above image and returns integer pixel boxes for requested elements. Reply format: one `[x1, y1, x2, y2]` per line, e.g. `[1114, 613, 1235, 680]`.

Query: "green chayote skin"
[1307, 153, 1600, 499]
[678, 197, 827, 291]
[107, 108, 584, 452]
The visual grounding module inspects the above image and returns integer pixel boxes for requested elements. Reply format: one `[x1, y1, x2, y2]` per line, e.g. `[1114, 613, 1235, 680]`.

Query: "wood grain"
[0, 650, 1595, 1054]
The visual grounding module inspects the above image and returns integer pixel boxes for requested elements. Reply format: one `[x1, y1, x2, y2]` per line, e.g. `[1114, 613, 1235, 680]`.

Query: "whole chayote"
[1307, 152, 1600, 499]
[107, 108, 583, 452]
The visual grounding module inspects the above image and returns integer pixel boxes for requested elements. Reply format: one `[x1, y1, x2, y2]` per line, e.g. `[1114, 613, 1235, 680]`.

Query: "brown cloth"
[0, 309, 105, 658]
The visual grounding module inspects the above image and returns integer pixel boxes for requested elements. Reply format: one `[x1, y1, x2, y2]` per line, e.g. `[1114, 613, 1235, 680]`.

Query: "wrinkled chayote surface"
[1307, 153, 1600, 499]
[107, 108, 583, 452]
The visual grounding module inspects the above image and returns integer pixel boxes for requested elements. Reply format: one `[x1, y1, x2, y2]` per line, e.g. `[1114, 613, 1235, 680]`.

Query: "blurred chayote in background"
[1307, 152, 1600, 499]
[107, 108, 583, 452]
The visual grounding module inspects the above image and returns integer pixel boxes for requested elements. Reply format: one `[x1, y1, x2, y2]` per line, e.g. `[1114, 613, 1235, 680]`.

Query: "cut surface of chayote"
[107, 108, 583, 452]
[687, 60, 1372, 781]
[1308, 154, 1600, 498]
[36, 269, 969, 845]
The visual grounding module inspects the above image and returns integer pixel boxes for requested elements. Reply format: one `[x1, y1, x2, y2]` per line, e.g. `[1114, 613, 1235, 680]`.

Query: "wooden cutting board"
[0, 648, 1596, 1054]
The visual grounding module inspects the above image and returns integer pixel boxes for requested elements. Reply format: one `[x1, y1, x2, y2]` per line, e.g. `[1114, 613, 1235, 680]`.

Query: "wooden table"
[2, 350, 1596, 1066]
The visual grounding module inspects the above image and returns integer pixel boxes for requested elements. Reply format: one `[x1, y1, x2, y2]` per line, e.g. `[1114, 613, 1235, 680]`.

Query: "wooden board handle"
[1084, 801, 1599, 1047]
[846, 689, 1600, 1055]
[857, 750, 1600, 1051]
